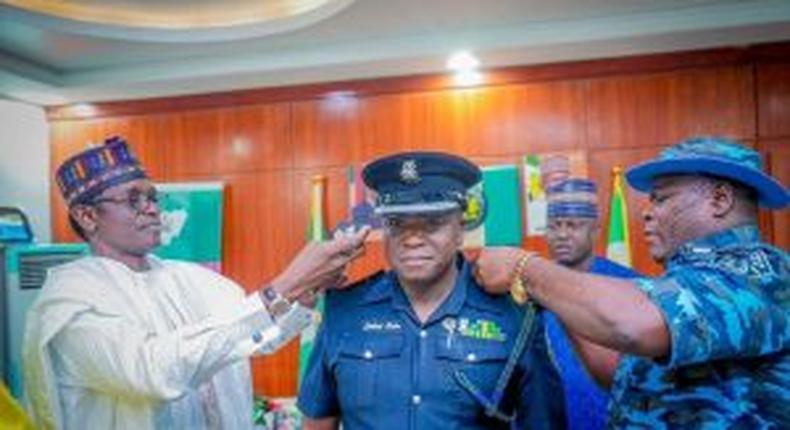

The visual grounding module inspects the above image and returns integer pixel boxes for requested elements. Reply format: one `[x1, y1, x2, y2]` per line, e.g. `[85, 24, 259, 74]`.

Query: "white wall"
[0, 99, 50, 242]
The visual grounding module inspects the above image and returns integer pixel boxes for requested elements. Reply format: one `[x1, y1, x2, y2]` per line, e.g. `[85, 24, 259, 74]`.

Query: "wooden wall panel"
[758, 63, 790, 138]
[217, 172, 300, 290]
[586, 67, 755, 149]
[344, 81, 586, 164]
[661, 67, 755, 142]
[292, 98, 362, 168]
[492, 82, 586, 154]
[163, 110, 221, 177]
[218, 104, 292, 172]
[136, 115, 172, 179]
[218, 173, 268, 288]
[46, 43, 790, 396]
[760, 139, 790, 250]
[357, 92, 441, 160]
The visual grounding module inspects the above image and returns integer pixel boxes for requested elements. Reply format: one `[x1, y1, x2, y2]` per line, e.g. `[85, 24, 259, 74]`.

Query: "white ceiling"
[1, 0, 790, 106]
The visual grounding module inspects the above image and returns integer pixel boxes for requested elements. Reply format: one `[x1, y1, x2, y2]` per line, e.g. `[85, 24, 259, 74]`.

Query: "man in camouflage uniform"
[473, 137, 789, 428]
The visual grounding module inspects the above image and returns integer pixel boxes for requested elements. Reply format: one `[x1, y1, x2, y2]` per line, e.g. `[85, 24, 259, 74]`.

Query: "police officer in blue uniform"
[298, 152, 566, 430]
[543, 179, 640, 430]
[473, 137, 789, 429]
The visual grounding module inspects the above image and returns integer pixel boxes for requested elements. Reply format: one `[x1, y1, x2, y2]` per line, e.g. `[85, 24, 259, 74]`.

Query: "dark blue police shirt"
[298, 257, 566, 430]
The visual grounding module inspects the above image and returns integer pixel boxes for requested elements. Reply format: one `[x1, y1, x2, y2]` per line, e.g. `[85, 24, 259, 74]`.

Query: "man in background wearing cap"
[23, 136, 368, 430]
[298, 152, 565, 430]
[543, 178, 640, 430]
[473, 137, 789, 428]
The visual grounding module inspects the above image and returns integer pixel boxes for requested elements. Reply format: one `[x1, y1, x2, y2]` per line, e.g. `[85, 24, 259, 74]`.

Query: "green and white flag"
[606, 167, 632, 267]
[155, 182, 224, 271]
[298, 175, 328, 384]
[523, 154, 547, 236]
[464, 165, 523, 247]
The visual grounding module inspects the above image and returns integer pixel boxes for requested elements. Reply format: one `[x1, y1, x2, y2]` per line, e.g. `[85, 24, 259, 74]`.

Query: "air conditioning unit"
[1, 242, 89, 399]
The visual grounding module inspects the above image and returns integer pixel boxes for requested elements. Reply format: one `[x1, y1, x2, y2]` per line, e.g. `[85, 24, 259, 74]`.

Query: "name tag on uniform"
[362, 320, 403, 332]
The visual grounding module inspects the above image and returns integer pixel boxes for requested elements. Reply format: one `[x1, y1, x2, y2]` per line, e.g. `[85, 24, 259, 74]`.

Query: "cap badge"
[400, 159, 420, 184]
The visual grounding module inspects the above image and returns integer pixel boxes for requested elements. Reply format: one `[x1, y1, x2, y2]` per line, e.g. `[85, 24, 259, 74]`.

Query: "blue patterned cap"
[362, 151, 481, 216]
[626, 136, 789, 209]
[55, 136, 148, 206]
[546, 178, 598, 219]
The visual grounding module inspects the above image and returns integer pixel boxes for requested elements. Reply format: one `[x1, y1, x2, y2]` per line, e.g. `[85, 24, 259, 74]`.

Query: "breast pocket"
[434, 337, 511, 406]
[333, 333, 405, 410]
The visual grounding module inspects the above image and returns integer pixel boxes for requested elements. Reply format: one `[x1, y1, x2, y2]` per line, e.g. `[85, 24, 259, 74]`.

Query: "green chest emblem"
[456, 318, 506, 342]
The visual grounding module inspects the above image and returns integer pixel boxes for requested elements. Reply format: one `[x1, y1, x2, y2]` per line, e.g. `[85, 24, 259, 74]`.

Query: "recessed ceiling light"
[446, 51, 479, 71]
[71, 103, 96, 117]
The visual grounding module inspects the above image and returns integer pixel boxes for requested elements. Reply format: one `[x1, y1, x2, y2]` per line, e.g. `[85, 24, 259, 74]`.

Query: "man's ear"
[69, 205, 98, 236]
[709, 182, 736, 218]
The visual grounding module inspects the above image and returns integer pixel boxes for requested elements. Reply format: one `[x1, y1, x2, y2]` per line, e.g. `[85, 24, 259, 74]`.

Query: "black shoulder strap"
[452, 302, 539, 423]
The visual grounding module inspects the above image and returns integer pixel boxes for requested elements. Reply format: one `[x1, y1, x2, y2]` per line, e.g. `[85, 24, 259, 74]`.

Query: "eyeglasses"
[92, 189, 159, 212]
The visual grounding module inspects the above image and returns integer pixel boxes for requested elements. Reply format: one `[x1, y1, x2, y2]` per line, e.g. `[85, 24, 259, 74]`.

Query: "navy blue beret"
[362, 151, 481, 216]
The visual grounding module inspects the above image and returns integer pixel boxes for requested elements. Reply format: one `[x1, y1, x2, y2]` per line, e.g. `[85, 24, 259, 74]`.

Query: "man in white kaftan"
[23, 136, 367, 430]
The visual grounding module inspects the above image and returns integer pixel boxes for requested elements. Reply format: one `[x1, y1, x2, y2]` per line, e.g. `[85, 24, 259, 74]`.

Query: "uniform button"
[363, 349, 373, 359]
[252, 332, 262, 343]
[466, 353, 477, 362]
[419, 330, 428, 338]
[412, 395, 421, 405]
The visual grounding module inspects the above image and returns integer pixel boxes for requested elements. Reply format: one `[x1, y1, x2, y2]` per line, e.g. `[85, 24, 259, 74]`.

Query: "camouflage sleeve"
[635, 268, 788, 368]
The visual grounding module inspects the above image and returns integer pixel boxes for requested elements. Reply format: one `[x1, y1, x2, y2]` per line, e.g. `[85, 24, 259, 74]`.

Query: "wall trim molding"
[46, 41, 790, 121]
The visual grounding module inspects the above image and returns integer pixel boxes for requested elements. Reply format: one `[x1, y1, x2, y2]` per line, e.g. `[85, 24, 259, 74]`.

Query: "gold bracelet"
[510, 251, 538, 305]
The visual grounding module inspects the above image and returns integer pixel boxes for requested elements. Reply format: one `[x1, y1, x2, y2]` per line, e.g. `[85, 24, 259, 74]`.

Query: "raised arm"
[473, 248, 669, 358]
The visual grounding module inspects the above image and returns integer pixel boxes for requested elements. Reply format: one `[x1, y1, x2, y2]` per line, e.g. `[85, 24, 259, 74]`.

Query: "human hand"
[270, 226, 370, 304]
[469, 247, 528, 295]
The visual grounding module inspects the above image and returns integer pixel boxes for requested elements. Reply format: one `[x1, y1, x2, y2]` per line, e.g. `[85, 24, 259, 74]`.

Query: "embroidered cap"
[55, 136, 148, 206]
[546, 178, 599, 219]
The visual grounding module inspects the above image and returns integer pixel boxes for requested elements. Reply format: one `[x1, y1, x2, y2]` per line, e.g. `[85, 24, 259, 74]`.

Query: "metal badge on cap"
[400, 159, 420, 184]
